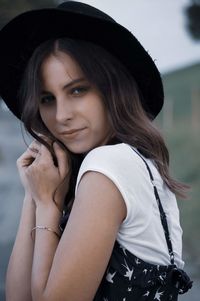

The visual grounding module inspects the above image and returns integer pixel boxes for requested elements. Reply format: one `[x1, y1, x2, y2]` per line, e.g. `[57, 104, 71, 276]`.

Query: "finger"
[53, 142, 70, 178]
[28, 140, 41, 154]
[38, 143, 55, 166]
[17, 147, 38, 167]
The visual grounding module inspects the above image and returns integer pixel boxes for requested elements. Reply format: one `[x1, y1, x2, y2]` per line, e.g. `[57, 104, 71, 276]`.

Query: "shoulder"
[84, 142, 127, 161]
[74, 144, 128, 224]
[75, 143, 148, 196]
[79, 142, 144, 172]
[75, 143, 155, 225]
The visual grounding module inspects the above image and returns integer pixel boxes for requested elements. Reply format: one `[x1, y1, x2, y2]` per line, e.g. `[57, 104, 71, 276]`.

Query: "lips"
[61, 130, 80, 135]
[59, 128, 85, 136]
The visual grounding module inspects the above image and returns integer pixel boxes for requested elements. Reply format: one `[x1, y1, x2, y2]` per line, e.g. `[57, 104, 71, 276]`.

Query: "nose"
[55, 98, 74, 123]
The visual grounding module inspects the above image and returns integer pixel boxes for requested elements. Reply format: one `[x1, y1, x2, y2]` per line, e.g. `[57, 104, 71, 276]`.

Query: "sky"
[74, 0, 200, 73]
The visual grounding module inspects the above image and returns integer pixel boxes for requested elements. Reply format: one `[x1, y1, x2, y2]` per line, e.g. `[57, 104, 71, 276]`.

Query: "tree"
[185, 0, 200, 40]
[0, 0, 57, 30]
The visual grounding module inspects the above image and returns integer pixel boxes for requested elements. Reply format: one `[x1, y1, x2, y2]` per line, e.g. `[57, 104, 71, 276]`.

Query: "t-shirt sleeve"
[75, 143, 150, 225]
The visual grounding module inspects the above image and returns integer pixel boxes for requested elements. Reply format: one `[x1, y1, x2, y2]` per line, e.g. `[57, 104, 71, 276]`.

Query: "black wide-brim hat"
[0, 1, 164, 119]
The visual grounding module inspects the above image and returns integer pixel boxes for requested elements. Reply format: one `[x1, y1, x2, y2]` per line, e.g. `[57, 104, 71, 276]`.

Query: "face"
[39, 52, 113, 154]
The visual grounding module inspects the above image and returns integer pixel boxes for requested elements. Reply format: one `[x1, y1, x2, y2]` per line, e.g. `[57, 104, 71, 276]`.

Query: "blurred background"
[0, 0, 199, 300]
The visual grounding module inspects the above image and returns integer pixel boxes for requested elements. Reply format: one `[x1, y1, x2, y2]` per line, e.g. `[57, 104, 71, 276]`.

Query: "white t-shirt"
[75, 143, 184, 268]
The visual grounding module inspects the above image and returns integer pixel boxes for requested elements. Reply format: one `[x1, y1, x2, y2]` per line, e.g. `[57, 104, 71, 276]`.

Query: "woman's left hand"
[24, 141, 70, 212]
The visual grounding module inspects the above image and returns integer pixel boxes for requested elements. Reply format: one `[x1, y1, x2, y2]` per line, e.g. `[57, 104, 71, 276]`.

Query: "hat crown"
[0, 1, 164, 119]
[57, 1, 115, 23]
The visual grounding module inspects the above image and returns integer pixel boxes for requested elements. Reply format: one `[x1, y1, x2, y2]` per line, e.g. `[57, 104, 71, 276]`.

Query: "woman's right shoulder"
[82, 143, 142, 166]
[75, 143, 148, 194]
[84, 143, 125, 161]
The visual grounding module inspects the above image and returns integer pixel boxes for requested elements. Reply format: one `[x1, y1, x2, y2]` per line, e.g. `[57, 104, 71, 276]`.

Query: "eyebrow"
[41, 77, 86, 94]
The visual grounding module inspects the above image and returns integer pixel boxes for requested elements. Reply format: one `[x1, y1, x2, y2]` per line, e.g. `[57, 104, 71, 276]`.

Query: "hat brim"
[0, 8, 163, 119]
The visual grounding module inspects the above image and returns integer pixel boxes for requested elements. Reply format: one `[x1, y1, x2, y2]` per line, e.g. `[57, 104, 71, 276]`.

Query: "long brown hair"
[19, 38, 188, 211]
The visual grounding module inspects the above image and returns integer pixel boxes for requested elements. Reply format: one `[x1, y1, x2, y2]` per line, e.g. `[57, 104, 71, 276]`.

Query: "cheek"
[93, 105, 111, 133]
[39, 108, 53, 130]
[97, 104, 110, 125]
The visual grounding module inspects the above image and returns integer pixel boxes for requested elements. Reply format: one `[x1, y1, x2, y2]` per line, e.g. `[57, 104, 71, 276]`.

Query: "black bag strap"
[131, 147, 175, 265]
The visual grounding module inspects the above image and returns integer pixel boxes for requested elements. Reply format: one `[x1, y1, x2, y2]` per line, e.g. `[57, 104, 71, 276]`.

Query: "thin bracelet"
[31, 226, 61, 240]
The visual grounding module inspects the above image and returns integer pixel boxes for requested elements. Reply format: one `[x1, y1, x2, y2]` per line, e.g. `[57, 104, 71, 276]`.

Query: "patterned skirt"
[93, 240, 192, 301]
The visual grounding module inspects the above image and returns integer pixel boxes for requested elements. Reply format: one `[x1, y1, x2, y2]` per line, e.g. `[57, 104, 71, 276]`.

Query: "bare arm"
[15, 141, 126, 301]
[31, 171, 126, 301]
[6, 195, 35, 301]
[6, 141, 41, 301]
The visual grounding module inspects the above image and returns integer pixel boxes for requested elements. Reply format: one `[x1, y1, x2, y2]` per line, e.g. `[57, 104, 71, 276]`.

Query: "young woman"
[0, 1, 192, 301]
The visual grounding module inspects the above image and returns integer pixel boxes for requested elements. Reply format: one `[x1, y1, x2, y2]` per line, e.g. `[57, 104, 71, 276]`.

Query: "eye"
[70, 86, 90, 96]
[40, 94, 55, 104]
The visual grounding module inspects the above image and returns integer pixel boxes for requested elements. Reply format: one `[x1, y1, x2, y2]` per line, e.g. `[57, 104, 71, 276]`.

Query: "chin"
[64, 142, 95, 155]
[66, 137, 108, 155]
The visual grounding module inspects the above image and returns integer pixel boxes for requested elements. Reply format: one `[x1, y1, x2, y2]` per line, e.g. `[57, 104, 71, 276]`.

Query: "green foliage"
[163, 123, 200, 266]
[185, 0, 200, 40]
[161, 63, 200, 122]
[0, 0, 57, 29]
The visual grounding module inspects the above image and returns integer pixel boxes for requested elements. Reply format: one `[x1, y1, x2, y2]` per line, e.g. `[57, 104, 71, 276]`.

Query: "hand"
[17, 140, 70, 212]
[17, 140, 40, 198]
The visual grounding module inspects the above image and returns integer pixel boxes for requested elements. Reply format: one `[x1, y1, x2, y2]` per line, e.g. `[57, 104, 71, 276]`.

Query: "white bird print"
[135, 258, 141, 265]
[143, 290, 150, 297]
[106, 271, 116, 283]
[158, 273, 166, 283]
[123, 298, 126, 301]
[103, 298, 108, 301]
[143, 269, 148, 274]
[119, 245, 127, 256]
[154, 289, 164, 301]
[122, 259, 134, 280]
[127, 287, 132, 292]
